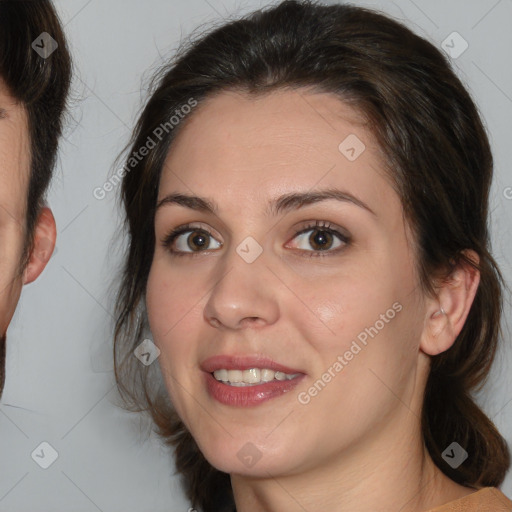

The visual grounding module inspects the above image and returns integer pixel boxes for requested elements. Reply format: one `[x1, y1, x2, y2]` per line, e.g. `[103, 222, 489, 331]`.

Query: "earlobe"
[420, 250, 480, 356]
[23, 206, 57, 285]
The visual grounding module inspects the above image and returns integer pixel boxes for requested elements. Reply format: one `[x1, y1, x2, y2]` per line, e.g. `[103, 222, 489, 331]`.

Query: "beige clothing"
[427, 487, 512, 511]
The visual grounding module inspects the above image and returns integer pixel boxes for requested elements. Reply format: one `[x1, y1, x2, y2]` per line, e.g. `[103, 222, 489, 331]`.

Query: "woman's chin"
[197, 438, 304, 478]
[204, 455, 290, 478]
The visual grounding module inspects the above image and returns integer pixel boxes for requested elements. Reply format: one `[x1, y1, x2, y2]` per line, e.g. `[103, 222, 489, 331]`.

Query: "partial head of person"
[0, 0, 71, 397]
[113, 1, 509, 511]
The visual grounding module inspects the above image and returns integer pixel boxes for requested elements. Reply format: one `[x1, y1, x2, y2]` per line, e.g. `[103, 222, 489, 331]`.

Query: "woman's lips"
[204, 371, 305, 407]
[200, 354, 306, 407]
[200, 354, 303, 374]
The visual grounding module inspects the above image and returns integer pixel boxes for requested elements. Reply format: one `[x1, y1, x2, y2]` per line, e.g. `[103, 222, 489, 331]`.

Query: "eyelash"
[160, 220, 351, 258]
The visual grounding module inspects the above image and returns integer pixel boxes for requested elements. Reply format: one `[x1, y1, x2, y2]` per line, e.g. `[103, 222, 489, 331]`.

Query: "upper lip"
[200, 355, 304, 375]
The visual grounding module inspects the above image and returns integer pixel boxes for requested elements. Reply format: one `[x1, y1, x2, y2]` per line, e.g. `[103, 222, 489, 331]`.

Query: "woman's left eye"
[161, 221, 350, 257]
[287, 221, 349, 256]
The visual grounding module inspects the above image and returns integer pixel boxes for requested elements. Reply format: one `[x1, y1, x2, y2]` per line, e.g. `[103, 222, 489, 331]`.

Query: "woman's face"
[146, 88, 430, 477]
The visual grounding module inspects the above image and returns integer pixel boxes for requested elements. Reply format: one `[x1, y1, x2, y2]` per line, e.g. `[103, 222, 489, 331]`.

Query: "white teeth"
[260, 369, 274, 382]
[214, 369, 229, 382]
[228, 370, 243, 383]
[213, 368, 300, 386]
[243, 368, 260, 383]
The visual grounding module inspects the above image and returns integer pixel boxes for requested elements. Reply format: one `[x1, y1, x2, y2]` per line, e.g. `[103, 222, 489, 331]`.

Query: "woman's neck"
[230, 411, 475, 512]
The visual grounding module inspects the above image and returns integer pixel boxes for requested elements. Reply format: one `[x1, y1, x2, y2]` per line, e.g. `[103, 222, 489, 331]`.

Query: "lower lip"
[204, 372, 305, 407]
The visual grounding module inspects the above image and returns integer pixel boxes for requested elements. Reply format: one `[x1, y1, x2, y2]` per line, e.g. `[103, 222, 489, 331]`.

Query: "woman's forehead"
[160, 88, 384, 188]
[155, 90, 403, 238]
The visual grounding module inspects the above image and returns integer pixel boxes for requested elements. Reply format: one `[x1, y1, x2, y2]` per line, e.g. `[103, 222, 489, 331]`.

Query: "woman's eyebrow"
[156, 188, 376, 217]
[0, 108, 7, 119]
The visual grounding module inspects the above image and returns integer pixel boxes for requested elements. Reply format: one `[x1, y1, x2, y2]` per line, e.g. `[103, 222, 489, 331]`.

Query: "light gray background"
[1, 0, 511, 510]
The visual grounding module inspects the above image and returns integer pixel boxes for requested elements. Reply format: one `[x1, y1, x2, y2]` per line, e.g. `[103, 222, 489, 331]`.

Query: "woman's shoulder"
[427, 486, 512, 511]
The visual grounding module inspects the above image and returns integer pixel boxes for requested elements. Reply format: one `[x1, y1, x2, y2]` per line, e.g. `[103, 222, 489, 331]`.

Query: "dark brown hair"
[0, 0, 72, 395]
[113, 2, 510, 510]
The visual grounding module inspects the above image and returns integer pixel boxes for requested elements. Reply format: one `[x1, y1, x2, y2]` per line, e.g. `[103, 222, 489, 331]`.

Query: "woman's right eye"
[161, 224, 222, 257]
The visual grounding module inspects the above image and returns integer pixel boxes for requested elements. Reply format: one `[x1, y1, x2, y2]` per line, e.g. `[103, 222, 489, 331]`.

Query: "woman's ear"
[420, 250, 480, 356]
[23, 206, 57, 285]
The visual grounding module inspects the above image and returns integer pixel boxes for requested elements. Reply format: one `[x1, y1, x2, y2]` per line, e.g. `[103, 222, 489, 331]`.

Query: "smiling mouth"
[211, 368, 301, 386]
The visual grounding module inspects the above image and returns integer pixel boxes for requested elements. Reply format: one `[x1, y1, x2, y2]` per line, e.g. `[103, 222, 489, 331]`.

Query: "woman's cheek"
[313, 299, 344, 325]
[147, 262, 188, 328]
